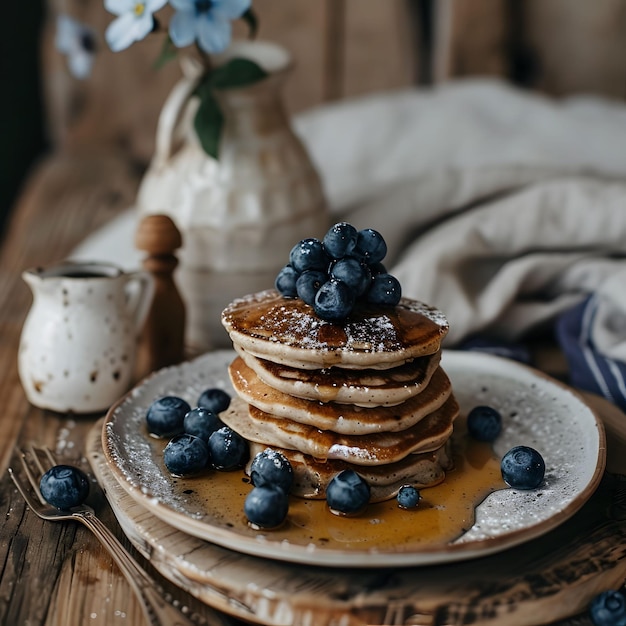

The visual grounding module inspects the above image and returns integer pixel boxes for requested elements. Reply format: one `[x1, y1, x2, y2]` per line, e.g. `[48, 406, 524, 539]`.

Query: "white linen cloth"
[74, 78, 626, 360]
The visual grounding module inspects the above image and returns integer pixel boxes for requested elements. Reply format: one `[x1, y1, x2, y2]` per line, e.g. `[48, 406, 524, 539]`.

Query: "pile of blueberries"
[275, 222, 402, 322]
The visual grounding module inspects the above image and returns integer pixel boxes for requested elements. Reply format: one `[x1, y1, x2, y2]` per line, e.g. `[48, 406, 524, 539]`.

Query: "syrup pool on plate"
[158, 414, 506, 551]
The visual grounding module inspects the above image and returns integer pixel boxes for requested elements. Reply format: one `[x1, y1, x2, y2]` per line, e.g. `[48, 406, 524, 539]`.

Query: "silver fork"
[8, 444, 229, 626]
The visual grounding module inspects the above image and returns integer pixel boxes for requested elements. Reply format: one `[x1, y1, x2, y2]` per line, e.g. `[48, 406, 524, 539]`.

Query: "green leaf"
[241, 8, 259, 39]
[209, 58, 268, 90]
[153, 35, 178, 70]
[193, 87, 224, 159]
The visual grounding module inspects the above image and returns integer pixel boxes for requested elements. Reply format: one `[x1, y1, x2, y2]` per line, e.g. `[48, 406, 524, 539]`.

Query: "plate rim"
[102, 349, 607, 567]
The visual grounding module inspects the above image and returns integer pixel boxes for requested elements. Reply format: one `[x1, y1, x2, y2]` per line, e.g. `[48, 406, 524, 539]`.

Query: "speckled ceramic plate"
[102, 350, 606, 567]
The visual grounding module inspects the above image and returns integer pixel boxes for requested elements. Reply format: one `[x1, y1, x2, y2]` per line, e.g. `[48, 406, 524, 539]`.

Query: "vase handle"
[154, 59, 203, 168]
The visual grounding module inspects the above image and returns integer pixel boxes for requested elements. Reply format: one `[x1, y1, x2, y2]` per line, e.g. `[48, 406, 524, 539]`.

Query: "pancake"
[229, 357, 452, 435]
[247, 442, 453, 502]
[221, 289, 449, 370]
[233, 345, 441, 406]
[220, 395, 459, 465]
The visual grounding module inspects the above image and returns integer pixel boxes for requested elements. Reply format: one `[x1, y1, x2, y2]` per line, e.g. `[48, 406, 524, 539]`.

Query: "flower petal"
[68, 50, 95, 80]
[105, 12, 153, 52]
[213, 0, 251, 20]
[145, 0, 168, 13]
[169, 10, 197, 48]
[55, 15, 77, 53]
[196, 14, 231, 54]
[104, 0, 135, 17]
[169, 0, 195, 11]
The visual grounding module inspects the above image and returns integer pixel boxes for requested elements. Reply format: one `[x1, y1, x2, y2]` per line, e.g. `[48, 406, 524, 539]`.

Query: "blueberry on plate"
[289, 238, 329, 273]
[589, 589, 626, 626]
[366, 273, 402, 306]
[146, 395, 190, 438]
[396, 485, 421, 509]
[329, 257, 371, 297]
[163, 434, 210, 476]
[39, 464, 90, 510]
[296, 270, 327, 306]
[467, 405, 502, 442]
[208, 426, 249, 470]
[183, 407, 223, 442]
[275, 264, 299, 298]
[314, 279, 355, 322]
[244, 485, 289, 529]
[322, 222, 358, 259]
[326, 470, 370, 516]
[249, 448, 294, 493]
[501, 445, 545, 490]
[197, 388, 231, 414]
[353, 228, 387, 265]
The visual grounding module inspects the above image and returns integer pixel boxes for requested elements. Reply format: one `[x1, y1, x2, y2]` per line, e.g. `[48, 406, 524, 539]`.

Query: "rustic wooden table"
[0, 151, 625, 626]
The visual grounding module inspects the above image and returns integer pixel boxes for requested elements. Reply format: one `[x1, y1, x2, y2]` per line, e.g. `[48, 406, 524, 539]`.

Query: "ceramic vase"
[136, 40, 329, 352]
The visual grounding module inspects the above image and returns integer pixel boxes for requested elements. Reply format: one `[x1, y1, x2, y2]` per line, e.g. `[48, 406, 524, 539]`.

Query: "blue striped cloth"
[556, 295, 626, 412]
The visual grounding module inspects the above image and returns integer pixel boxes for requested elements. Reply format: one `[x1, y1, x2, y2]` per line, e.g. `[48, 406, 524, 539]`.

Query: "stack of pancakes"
[220, 289, 459, 502]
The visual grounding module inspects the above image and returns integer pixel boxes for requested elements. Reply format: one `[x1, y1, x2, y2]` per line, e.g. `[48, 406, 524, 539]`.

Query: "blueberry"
[39, 465, 90, 510]
[289, 238, 329, 273]
[467, 405, 502, 442]
[353, 228, 387, 265]
[397, 485, 421, 509]
[296, 270, 327, 306]
[163, 434, 210, 476]
[208, 426, 249, 470]
[249, 448, 294, 493]
[146, 396, 190, 438]
[275, 264, 299, 297]
[197, 388, 231, 414]
[244, 485, 289, 529]
[326, 470, 370, 515]
[329, 257, 372, 297]
[589, 590, 626, 626]
[501, 445, 545, 489]
[314, 279, 356, 322]
[369, 261, 387, 276]
[366, 273, 402, 306]
[183, 407, 223, 442]
[322, 222, 358, 259]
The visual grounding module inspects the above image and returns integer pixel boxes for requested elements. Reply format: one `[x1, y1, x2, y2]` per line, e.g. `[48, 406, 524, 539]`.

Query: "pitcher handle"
[154, 58, 204, 168]
[124, 271, 155, 335]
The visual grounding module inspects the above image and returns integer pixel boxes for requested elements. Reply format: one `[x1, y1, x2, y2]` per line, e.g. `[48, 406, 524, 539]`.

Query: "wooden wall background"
[2, 0, 626, 237]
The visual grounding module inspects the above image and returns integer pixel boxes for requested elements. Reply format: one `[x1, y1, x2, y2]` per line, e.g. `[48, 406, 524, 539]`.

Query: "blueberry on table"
[589, 589, 626, 626]
[275, 264, 299, 298]
[183, 407, 223, 442]
[326, 470, 370, 516]
[146, 395, 190, 438]
[40, 465, 90, 510]
[163, 434, 210, 476]
[397, 485, 421, 509]
[196, 388, 231, 414]
[289, 238, 329, 273]
[296, 270, 327, 306]
[329, 257, 372, 297]
[244, 485, 289, 529]
[322, 222, 358, 259]
[249, 448, 294, 493]
[314, 279, 356, 322]
[208, 426, 249, 470]
[353, 228, 387, 265]
[467, 405, 502, 442]
[366, 273, 402, 306]
[501, 445, 545, 489]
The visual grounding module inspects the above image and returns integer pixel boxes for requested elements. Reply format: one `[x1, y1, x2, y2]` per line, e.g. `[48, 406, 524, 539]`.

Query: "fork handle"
[76, 510, 212, 626]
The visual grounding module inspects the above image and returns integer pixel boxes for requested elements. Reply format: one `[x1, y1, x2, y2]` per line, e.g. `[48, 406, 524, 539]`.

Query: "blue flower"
[169, 0, 251, 54]
[104, 0, 168, 52]
[55, 15, 97, 79]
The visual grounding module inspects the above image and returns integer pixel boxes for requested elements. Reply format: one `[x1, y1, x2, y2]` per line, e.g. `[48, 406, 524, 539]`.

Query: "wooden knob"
[134, 214, 186, 381]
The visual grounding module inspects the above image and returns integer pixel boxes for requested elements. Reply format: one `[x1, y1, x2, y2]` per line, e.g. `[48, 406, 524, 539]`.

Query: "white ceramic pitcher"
[18, 261, 154, 413]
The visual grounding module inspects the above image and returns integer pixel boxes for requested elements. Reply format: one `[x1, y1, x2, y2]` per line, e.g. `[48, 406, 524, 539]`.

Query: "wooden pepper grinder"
[134, 214, 186, 381]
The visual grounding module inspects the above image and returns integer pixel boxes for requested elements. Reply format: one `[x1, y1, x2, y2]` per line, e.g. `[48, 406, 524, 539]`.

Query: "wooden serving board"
[87, 407, 626, 626]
